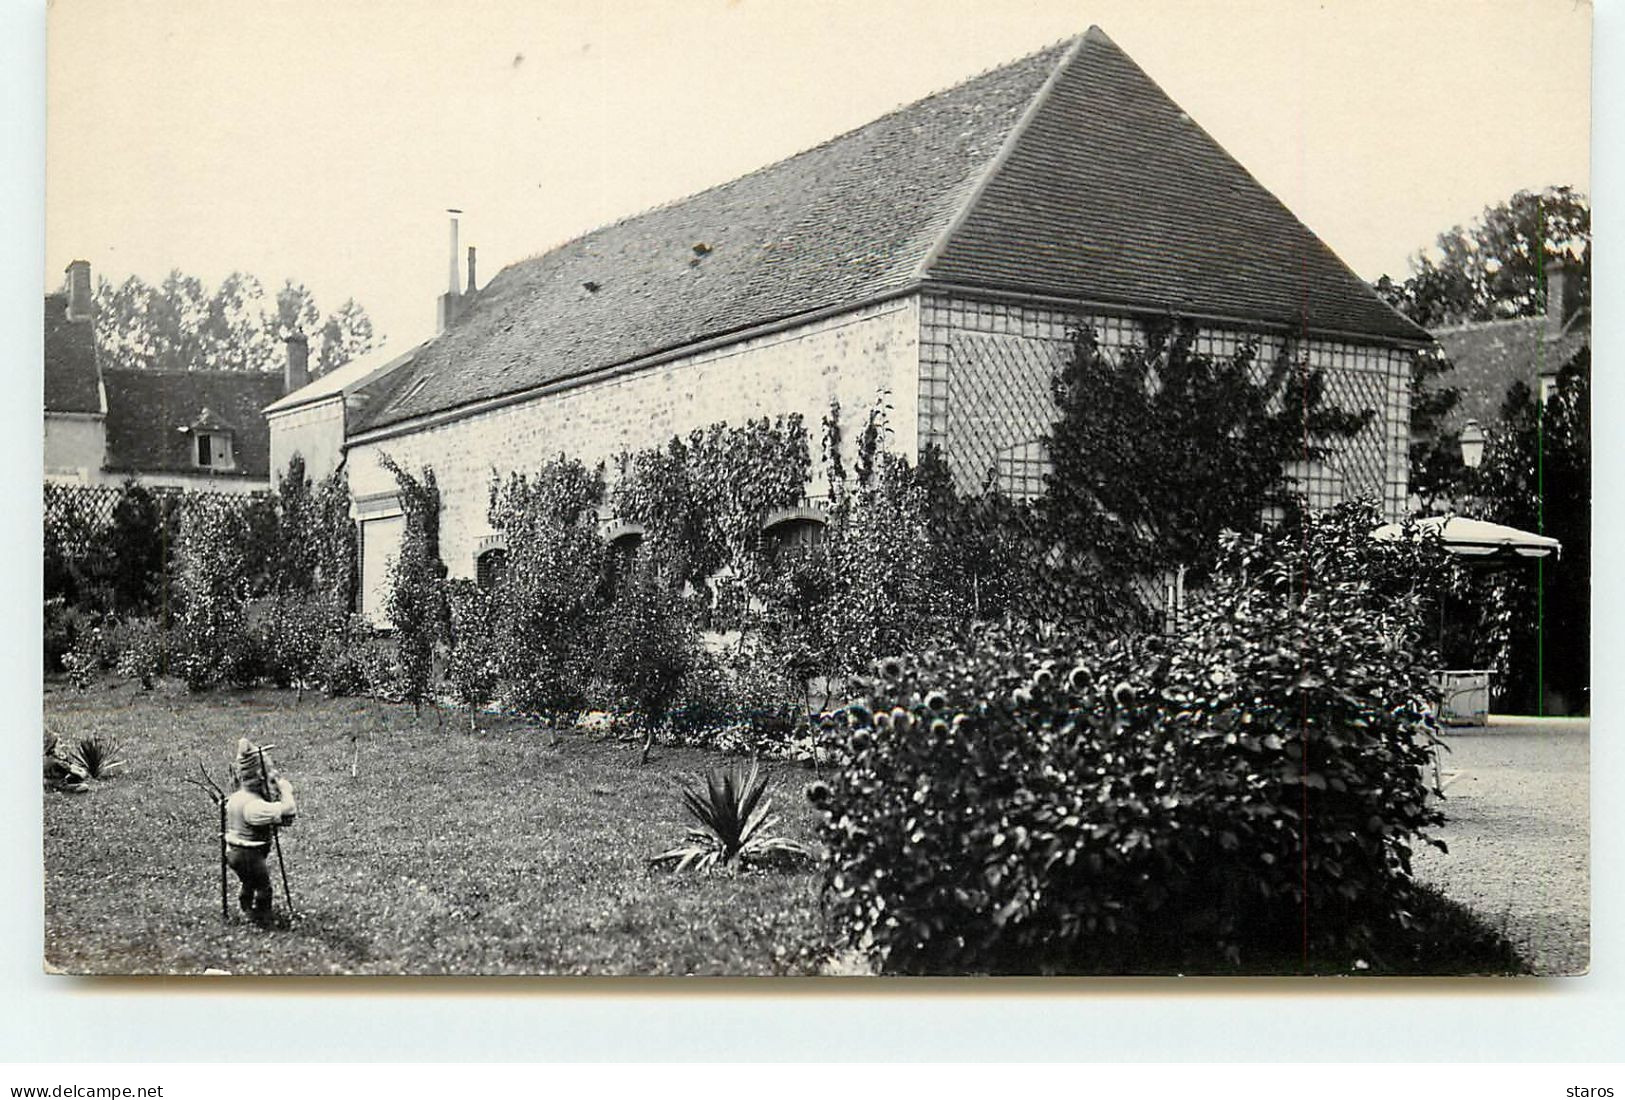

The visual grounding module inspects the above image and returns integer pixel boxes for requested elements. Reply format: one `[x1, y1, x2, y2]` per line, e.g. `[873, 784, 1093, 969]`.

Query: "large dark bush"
[812, 503, 1451, 973]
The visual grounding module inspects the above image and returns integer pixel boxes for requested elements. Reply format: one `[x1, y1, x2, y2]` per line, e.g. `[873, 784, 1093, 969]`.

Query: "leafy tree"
[612, 415, 810, 617]
[1407, 348, 1467, 514]
[599, 562, 696, 762]
[1376, 186, 1590, 328]
[1466, 350, 1590, 714]
[488, 459, 607, 724]
[93, 269, 378, 375]
[317, 299, 376, 375]
[1042, 320, 1372, 604]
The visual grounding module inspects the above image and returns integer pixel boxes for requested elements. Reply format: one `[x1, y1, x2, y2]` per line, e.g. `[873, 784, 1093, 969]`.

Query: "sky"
[44, 0, 1592, 354]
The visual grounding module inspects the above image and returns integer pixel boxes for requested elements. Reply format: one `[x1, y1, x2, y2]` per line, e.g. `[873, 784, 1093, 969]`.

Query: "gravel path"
[1412, 717, 1590, 976]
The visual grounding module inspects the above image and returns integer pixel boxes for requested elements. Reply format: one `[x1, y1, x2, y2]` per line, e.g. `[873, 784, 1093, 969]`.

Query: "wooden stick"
[255, 744, 296, 921]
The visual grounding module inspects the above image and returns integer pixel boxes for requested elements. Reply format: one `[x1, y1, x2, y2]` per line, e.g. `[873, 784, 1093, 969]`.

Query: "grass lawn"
[43, 679, 827, 976]
[42, 678, 1527, 978]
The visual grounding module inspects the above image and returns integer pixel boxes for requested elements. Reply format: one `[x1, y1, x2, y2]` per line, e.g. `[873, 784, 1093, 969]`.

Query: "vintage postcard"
[42, 0, 1591, 977]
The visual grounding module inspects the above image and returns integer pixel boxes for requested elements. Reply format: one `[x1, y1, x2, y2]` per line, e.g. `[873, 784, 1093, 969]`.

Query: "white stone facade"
[43, 414, 107, 484]
[268, 396, 347, 485]
[342, 290, 1412, 614]
[346, 296, 922, 585]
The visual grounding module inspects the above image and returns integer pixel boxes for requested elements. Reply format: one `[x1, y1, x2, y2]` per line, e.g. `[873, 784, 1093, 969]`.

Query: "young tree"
[172, 496, 254, 690]
[444, 580, 501, 733]
[599, 562, 696, 762]
[1042, 320, 1372, 605]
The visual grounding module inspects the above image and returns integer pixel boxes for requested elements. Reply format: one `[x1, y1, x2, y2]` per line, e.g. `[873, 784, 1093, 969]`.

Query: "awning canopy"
[1372, 515, 1561, 561]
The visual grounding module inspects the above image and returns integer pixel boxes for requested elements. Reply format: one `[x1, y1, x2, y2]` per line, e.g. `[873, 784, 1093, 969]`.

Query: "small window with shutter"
[193, 431, 236, 470]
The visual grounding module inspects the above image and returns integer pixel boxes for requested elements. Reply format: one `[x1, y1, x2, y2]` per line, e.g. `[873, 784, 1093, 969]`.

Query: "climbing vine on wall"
[380, 454, 445, 716]
[612, 415, 811, 604]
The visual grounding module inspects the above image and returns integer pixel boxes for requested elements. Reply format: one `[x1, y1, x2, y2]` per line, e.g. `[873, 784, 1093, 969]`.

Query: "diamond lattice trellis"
[921, 295, 1410, 518]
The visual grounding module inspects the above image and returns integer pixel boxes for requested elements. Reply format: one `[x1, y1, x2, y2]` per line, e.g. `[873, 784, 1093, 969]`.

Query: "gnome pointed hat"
[233, 737, 272, 792]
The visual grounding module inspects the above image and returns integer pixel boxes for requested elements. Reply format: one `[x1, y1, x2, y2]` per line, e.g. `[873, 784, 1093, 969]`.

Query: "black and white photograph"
[38, 0, 1591, 979]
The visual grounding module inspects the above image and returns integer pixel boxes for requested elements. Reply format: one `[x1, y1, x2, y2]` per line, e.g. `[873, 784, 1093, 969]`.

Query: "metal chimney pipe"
[467, 246, 477, 295]
[447, 209, 462, 297]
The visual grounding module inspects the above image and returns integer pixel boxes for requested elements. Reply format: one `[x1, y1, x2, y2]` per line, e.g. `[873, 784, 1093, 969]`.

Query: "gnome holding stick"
[224, 737, 297, 927]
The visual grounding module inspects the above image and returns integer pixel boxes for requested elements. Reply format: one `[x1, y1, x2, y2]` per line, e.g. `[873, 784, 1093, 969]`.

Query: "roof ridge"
[913, 34, 1085, 282]
[492, 35, 1081, 284]
[102, 364, 284, 382]
[1429, 315, 1545, 335]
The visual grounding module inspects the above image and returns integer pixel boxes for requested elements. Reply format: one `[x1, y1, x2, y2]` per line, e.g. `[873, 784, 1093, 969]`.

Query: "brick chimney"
[466, 246, 478, 295]
[1545, 260, 1568, 341]
[64, 260, 92, 322]
[283, 333, 310, 394]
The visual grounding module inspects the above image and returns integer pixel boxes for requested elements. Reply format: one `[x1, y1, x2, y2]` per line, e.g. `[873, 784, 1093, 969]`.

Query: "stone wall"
[347, 296, 921, 582]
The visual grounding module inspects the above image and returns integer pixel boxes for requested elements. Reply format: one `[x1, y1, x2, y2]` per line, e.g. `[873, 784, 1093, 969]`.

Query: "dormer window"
[195, 430, 235, 470]
[187, 406, 237, 471]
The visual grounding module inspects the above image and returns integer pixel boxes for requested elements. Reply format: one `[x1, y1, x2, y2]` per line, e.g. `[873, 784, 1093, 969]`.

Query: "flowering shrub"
[321, 619, 397, 699]
[669, 641, 810, 753]
[812, 503, 1451, 973]
[445, 580, 501, 731]
[44, 598, 93, 674]
[110, 617, 166, 689]
[260, 592, 327, 696]
[61, 624, 110, 689]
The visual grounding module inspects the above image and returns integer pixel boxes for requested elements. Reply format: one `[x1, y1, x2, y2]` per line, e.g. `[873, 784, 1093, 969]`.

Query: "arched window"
[601, 521, 648, 601]
[475, 547, 508, 591]
[761, 506, 827, 567]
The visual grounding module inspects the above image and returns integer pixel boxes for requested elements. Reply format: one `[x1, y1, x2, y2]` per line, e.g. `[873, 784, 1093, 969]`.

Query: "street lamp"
[1460, 419, 1486, 470]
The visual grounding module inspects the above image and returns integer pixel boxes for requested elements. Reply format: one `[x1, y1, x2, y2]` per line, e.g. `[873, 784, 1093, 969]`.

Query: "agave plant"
[69, 734, 125, 780]
[651, 761, 812, 872]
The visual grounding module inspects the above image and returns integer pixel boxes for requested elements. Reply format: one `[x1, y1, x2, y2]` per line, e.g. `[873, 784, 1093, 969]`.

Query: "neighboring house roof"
[1430, 314, 1589, 428]
[264, 339, 429, 415]
[43, 293, 103, 415]
[353, 26, 1425, 435]
[102, 368, 284, 478]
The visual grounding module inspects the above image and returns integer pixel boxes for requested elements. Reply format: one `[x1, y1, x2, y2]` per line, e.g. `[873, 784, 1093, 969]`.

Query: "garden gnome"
[224, 737, 297, 926]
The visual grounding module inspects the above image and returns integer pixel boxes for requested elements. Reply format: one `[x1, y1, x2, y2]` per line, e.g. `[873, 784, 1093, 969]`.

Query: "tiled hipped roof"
[43, 293, 103, 415]
[354, 27, 1425, 434]
[102, 368, 284, 478]
[924, 31, 1426, 342]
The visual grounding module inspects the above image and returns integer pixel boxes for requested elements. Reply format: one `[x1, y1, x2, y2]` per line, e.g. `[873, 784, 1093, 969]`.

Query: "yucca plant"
[651, 761, 812, 872]
[69, 734, 125, 780]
